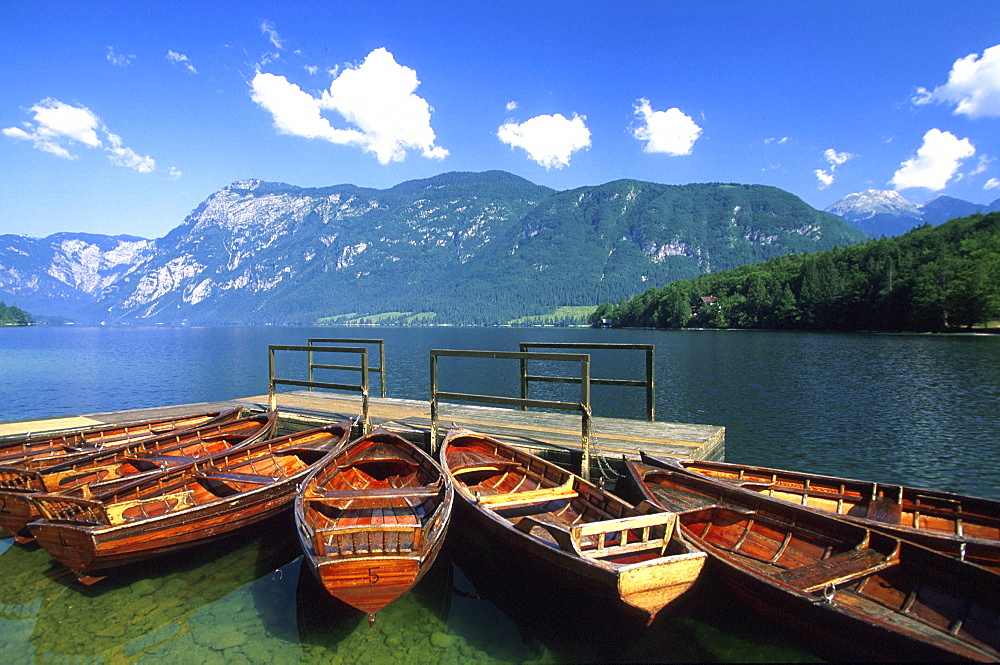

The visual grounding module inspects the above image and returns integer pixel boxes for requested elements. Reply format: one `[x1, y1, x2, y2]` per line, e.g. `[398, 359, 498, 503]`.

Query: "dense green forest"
[0, 302, 33, 326]
[590, 212, 1000, 332]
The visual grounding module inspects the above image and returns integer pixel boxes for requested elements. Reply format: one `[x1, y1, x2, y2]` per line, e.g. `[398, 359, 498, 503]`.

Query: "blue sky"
[3, 1, 1000, 239]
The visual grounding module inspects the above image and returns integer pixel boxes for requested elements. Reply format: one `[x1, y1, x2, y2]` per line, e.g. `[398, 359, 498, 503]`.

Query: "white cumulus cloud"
[2, 98, 155, 173]
[890, 129, 975, 191]
[912, 44, 1000, 118]
[814, 148, 855, 189]
[261, 20, 284, 50]
[167, 50, 197, 74]
[631, 99, 702, 156]
[106, 46, 135, 67]
[985, 177, 1000, 190]
[497, 113, 591, 169]
[251, 47, 448, 164]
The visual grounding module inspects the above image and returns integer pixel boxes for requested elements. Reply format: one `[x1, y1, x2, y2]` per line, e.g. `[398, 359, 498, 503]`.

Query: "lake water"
[1, 325, 998, 663]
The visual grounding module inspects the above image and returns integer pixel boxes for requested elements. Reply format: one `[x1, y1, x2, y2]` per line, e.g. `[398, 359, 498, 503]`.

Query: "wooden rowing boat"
[622, 456, 1000, 661]
[26, 420, 353, 583]
[648, 454, 1000, 573]
[0, 407, 243, 467]
[295, 427, 453, 624]
[439, 427, 705, 625]
[0, 411, 277, 540]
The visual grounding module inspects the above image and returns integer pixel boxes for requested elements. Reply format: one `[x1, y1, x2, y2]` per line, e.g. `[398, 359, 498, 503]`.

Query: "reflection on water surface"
[0, 513, 821, 663]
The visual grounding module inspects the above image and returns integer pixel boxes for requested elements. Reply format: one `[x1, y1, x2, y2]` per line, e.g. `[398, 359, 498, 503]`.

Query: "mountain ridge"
[1, 171, 865, 325]
[825, 189, 1000, 237]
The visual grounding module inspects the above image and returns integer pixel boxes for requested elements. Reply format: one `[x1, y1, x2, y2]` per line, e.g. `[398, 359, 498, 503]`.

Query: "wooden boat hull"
[623, 457, 1000, 661]
[0, 407, 242, 467]
[295, 428, 453, 621]
[26, 420, 352, 581]
[655, 455, 1000, 573]
[29, 484, 294, 577]
[440, 427, 705, 624]
[452, 493, 704, 619]
[0, 412, 277, 539]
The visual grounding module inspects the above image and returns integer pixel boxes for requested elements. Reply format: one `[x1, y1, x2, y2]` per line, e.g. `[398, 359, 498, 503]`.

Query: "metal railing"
[268, 345, 371, 434]
[519, 342, 655, 421]
[307, 338, 386, 398]
[429, 349, 595, 480]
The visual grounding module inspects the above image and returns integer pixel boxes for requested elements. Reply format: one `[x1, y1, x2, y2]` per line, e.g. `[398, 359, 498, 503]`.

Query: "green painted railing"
[268, 344, 371, 434]
[429, 349, 595, 481]
[519, 342, 655, 421]
[307, 338, 386, 398]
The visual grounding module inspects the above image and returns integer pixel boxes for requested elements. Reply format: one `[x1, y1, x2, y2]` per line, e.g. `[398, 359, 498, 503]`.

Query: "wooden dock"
[0, 390, 724, 478]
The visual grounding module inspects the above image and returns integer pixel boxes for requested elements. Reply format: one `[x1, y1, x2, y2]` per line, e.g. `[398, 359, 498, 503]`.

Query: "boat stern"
[316, 556, 420, 617]
[28, 520, 100, 579]
[617, 552, 707, 622]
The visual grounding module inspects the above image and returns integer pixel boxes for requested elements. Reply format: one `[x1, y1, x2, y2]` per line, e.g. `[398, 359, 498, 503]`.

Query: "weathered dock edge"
[0, 391, 724, 483]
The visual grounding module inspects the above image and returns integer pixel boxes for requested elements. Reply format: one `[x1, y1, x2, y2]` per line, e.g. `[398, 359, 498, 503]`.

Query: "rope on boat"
[588, 430, 625, 480]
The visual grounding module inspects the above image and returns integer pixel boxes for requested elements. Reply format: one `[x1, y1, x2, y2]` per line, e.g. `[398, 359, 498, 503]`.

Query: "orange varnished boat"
[649, 454, 1000, 573]
[0, 411, 277, 540]
[623, 456, 1000, 662]
[295, 428, 453, 624]
[440, 427, 705, 625]
[27, 420, 353, 583]
[0, 407, 243, 467]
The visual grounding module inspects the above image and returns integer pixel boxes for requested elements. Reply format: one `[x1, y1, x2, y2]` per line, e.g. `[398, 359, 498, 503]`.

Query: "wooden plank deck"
[236, 391, 725, 467]
[0, 391, 725, 477]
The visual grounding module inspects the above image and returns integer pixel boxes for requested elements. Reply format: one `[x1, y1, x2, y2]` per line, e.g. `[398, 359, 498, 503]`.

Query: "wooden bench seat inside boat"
[194, 471, 278, 485]
[773, 547, 893, 592]
[477, 478, 577, 508]
[515, 510, 675, 558]
[104, 490, 196, 524]
[313, 522, 423, 555]
[304, 486, 442, 501]
[274, 446, 333, 457]
[121, 455, 196, 466]
[448, 449, 521, 475]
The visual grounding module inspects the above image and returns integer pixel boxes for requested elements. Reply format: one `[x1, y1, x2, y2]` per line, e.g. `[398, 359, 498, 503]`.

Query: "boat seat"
[304, 485, 442, 502]
[194, 471, 278, 485]
[104, 490, 196, 524]
[121, 455, 195, 466]
[515, 510, 676, 558]
[865, 497, 902, 524]
[275, 446, 334, 456]
[313, 523, 423, 556]
[773, 547, 894, 593]
[448, 448, 521, 476]
[477, 478, 577, 508]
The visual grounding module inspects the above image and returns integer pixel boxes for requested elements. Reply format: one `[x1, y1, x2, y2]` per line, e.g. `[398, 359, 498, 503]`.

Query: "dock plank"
[235, 391, 725, 463]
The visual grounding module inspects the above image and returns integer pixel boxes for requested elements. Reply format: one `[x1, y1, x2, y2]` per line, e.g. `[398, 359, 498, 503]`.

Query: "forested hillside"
[0, 302, 33, 326]
[591, 212, 1000, 332]
[1, 172, 865, 325]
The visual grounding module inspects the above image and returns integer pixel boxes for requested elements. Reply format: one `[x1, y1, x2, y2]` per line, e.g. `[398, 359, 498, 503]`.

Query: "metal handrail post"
[645, 347, 655, 421]
[378, 343, 386, 399]
[360, 349, 371, 434]
[519, 354, 529, 411]
[307, 346, 314, 391]
[580, 355, 592, 482]
[429, 352, 439, 454]
[268, 346, 277, 411]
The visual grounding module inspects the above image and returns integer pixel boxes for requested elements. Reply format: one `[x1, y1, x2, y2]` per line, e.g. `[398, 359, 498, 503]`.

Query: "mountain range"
[2, 171, 869, 325]
[824, 189, 1000, 237]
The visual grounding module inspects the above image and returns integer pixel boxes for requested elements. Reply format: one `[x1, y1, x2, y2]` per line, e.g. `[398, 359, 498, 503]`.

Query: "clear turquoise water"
[1, 325, 997, 662]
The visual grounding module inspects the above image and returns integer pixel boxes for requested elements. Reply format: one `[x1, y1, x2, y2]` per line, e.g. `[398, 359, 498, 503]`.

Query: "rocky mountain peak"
[824, 190, 921, 222]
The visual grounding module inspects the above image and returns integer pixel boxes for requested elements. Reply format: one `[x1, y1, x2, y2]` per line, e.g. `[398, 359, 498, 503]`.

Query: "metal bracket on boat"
[822, 583, 836, 605]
